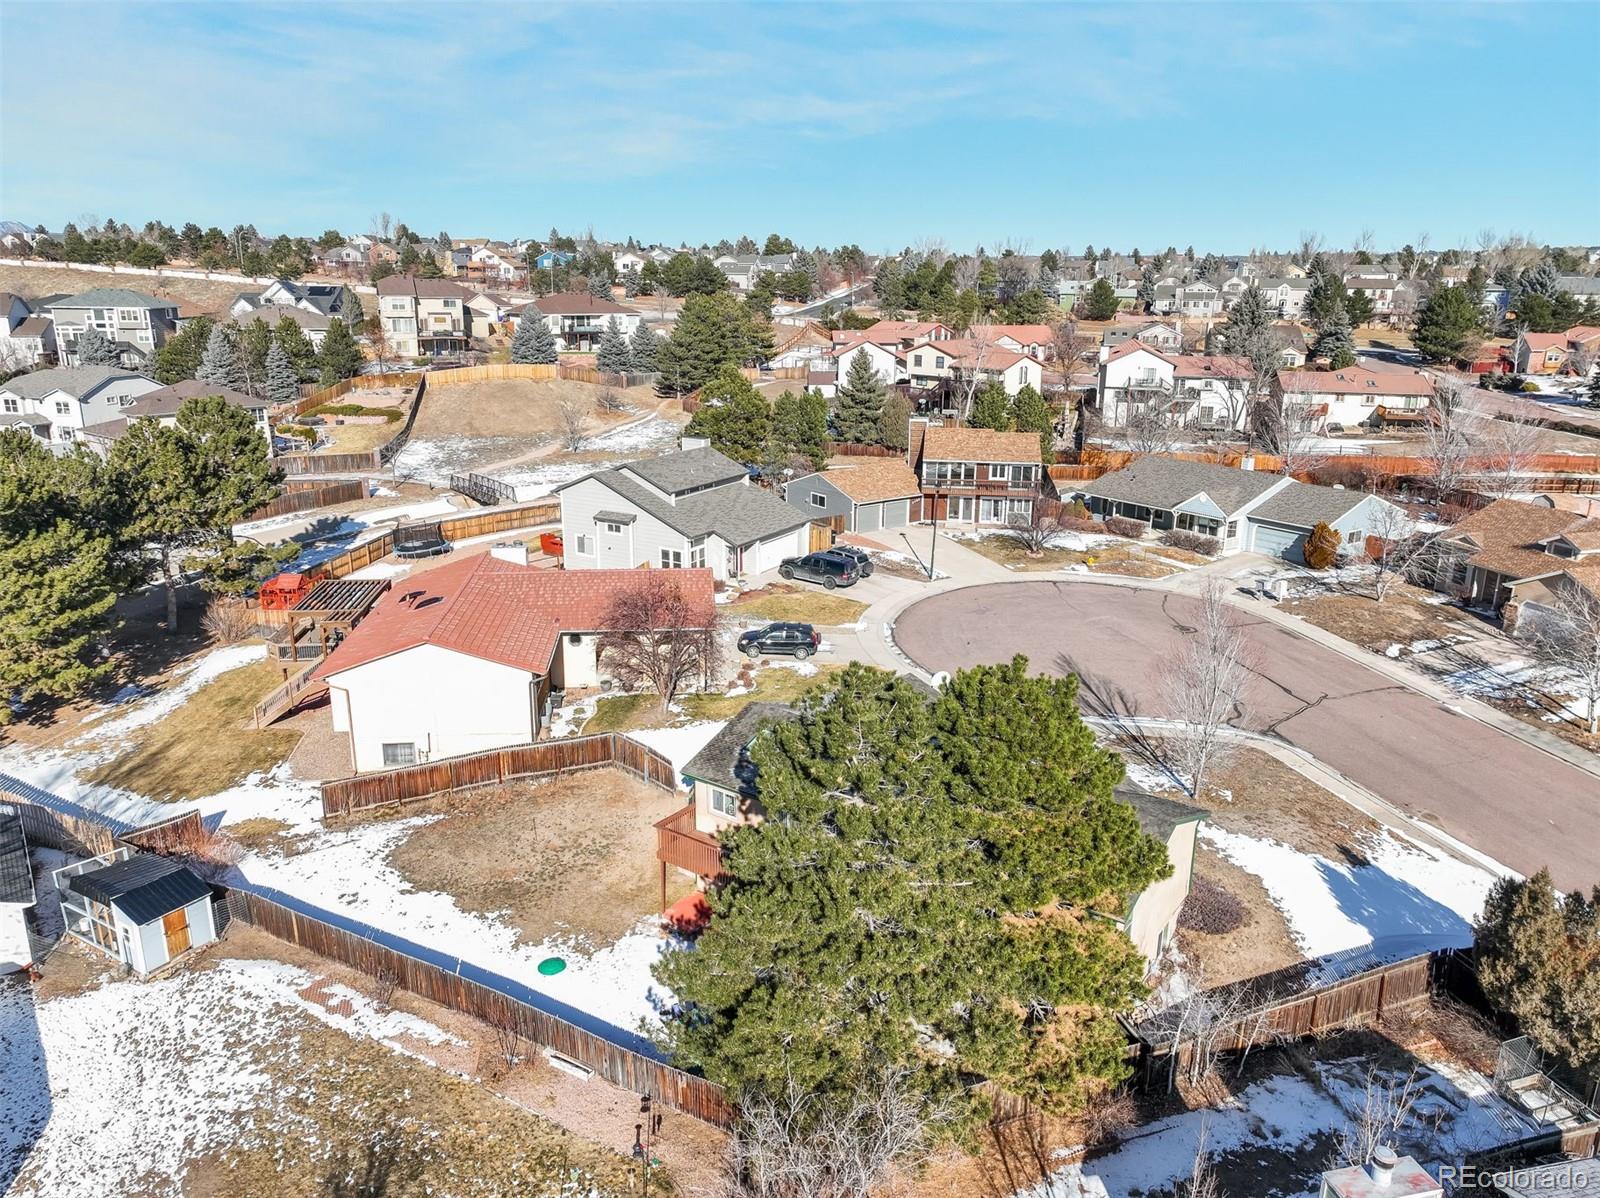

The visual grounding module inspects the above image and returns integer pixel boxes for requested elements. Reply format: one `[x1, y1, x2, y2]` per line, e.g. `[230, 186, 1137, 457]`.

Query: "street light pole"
[927, 485, 939, 579]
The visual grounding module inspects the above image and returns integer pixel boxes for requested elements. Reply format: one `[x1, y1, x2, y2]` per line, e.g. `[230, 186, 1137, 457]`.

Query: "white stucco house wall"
[556, 445, 814, 581]
[1097, 343, 1254, 431]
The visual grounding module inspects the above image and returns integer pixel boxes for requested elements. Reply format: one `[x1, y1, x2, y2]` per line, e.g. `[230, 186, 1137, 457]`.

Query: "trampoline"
[393, 521, 451, 559]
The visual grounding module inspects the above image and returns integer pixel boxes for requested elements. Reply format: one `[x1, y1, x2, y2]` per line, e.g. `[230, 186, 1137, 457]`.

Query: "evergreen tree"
[0, 434, 121, 718]
[151, 316, 214, 383]
[1311, 302, 1357, 369]
[1083, 278, 1119, 320]
[628, 320, 659, 372]
[770, 388, 829, 470]
[1010, 384, 1054, 460]
[1305, 270, 1350, 333]
[1342, 285, 1375, 328]
[342, 290, 365, 331]
[275, 317, 318, 381]
[264, 340, 300, 405]
[74, 326, 122, 367]
[656, 292, 765, 393]
[196, 322, 249, 393]
[684, 365, 771, 463]
[315, 318, 364, 385]
[970, 381, 1012, 430]
[1413, 285, 1483, 364]
[872, 257, 907, 318]
[595, 317, 631, 374]
[587, 273, 612, 299]
[833, 350, 888, 443]
[1220, 283, 1272, 350]
[238, 318, 274, 396]
[1136, 264, 1159, 311]
[511, 310, 558, 365]
[655, 659, 1167, 1123]
[877, 392, 912, 450]
[109, 397, 290, 630]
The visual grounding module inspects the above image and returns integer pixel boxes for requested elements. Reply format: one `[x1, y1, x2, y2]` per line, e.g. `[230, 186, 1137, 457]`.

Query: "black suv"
[738, 622, 820, 659]
[777, 552, 859, 589]
[821, 545, 874, 577]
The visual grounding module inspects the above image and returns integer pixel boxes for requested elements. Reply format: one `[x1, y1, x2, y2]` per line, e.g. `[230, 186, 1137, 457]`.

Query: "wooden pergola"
[269, 577, 391, 676]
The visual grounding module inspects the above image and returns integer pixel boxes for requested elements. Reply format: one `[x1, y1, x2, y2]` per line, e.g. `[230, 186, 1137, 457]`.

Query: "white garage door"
[754, 530, 803, 573]
[1250, 521, 1308, 563]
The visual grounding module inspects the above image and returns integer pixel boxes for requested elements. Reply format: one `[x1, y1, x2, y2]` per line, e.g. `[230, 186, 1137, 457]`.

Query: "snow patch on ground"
[1201, 825, 1501, 962]
[585, 415, 680, 453]
[71, 642, 266, 747]
[628, 720, 728, 781]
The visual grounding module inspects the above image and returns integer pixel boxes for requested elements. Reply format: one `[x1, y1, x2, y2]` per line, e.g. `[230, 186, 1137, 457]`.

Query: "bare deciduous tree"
[1178, 1119, 1224, 1198]
[1328, 1067, 1427, 1170]
[1252, 373, 1325, 477]
[722, 1067, 951, 1198]
[1115, 384, 1190, 455]
[556, 396, 588, 450]
[596, 386, 628, 413]
[1524, 580, 1600, 735]
[1007, 499, 1068, 556]
[1158, 580, 1253, 799]
[1365, 504, 1440, 604]
[596, 573, 722, 714]
[952, 320, 996, 422]
[1476, 402, 1543, 499]
[1423, 374, 1478, 500]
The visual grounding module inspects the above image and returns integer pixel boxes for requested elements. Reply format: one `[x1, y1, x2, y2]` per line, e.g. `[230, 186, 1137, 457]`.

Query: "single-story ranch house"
[312, 547, 716, 772]
[1077, 456, 1402, 562]
[783, 457, 923, 534]
[1431, 498, 1600, 636]
[556, 445, 816, 581]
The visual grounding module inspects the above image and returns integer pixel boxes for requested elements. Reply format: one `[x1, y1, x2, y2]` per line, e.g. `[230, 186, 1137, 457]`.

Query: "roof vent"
[1369, 1144, 1398, 1186]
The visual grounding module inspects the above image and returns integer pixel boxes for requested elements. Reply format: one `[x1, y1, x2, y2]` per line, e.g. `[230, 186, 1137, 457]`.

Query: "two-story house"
[1254, 277, 1314, 320]
[1343, 274, 1397, 321]
[0, 365, 163, 451]
[0, 292, 54, 369]
[375, 275, 474, 358]
[230, 279, 352, 324]
[908, 418, 1042, 526]
[555, 444, 814, 580]
[1098, 343, 1255, 431]
[76, 378, 273, 456]
[1512, 326, 1600, 375]
[714, 253, 797, 291]
[614, 250, 646, 276]
[514, 292, 642, 352]
[1273, 364, 1434, 431]
[901, 338, 1045, 397]
[47, 288, 179, 367]
[1150, 280, 1223, 317]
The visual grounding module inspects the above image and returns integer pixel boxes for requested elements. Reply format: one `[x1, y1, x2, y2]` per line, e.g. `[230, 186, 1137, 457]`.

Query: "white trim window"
[709, 787, 739, 817]
[809, 492, 828, 507]
[601, 521, 623, 535]
[660, 548, 683, 569]
[574, 533, 591, 554]
[690, 541, 706, 569]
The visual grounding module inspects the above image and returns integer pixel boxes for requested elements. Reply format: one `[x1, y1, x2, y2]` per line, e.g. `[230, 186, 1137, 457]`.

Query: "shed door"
[1250, 522, 1307, 563]
[162, 908, 191, 958]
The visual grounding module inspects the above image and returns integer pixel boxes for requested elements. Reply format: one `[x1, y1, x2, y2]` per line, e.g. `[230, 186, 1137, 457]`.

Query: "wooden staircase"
[249, 663, 328, 729]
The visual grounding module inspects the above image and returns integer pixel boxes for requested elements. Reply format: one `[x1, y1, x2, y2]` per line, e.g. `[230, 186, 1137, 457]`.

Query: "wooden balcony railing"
[655, 804, 724, 879]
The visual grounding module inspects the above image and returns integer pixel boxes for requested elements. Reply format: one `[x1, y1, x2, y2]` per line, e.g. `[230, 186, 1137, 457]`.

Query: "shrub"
[309, 402, 402, 422]
[1103, 515, 1147, 539]
[275, 423, 317, 443]
[1178, 875, 1248, 935]
[1066, 498, 1090, 519]
[1304, 521, 1341, 569]
[202, 598, 257, 645]
[1160, 529, 1221, 555]
[1059, 515, 1104, 533]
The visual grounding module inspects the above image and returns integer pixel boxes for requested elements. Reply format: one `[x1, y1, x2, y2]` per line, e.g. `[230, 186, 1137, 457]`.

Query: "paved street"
[893, 580, 1599, 891]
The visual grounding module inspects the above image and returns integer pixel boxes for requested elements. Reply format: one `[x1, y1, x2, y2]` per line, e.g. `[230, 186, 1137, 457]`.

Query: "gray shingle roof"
[683, 702, 800, 795]
[591, 468, 813, 546]
[1081, 457, 1284, 516]
[622, 446, 748, 495]
[1117, 785, 1205, 841]
[48, 287, 177, 310]
[1250, 482, 1368, 528]
[0, 365, 141, 401]
[67, 853, 212, 926]
[0, 803, 34, 906]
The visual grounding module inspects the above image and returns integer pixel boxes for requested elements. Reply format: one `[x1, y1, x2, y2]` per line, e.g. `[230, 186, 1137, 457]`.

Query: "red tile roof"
[313, 555, 715, 680]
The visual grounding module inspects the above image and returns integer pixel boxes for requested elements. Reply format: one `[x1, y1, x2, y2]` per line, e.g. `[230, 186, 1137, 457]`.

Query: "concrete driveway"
[893, 580, 1598, 891]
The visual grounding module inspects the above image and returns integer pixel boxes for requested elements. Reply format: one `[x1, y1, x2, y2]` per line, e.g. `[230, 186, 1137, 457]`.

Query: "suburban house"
[909, 419, 1042, 526]
[463, 243, 522, 284]
[783, 456, 923, 534]
[1253, 277, 1314, 320]
[1059, 278, 1138, 311]
[1097, 343, 1255, 430]
[0, 365, 163, 451]
[614, 250, 646, 276]
[1343, 275, 1398, 320]
[832, 334, 903, 388]
[985, 323, 1056, 358]
[1431, 498, 1600, 623]
[901, 337, 1045, 397]
[231, 303, 333, 347]
[375, 275, 474, 358]
[515, 292, 642, 352]
[1150, 280, 1223, 317]
[0, 803, 38, 975]
[714, 252, 797, 291]
[464, 291, 517, 330]
[0, 291, 55, 368]
[681, 702, 800, 836]
[77, 378, 273, 455]
[314, 244, 367, 273]
[53, 848, 218, 975]
[1108, 786, 1205, 971]
[312, 547, 716, 773]
[532, 248, 575, 272]
[1512, 326, 1600, 374]
[46, 287, 179, 367]
[1274, 364, 1434, 431]
[556, 445, 816, 580]
[846, 319, 953, 350]
[1076, 455, 1402, 561]
[1103, 321, 1183, 352]
[230, 279, 351, 324]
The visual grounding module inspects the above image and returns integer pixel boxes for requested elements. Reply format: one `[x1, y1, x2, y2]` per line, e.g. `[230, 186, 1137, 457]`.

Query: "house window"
[935, 356, 946, 369]
[660, 548, 683, 569]
[55, 401, 70, 415]
[1346, 530, 1363, 543]
[690, 542, 706, 569]
[1226, 521, 1238, 538]
[574, 534, 590, 554]
[989, 464, 1010, 482]
[809, 492, 828, 508]
[2, 398, 16, 413]
[117, 309, 138, 322]
[601, 521, 623, 535]
[913, 354, 923, 367]
[710, 787, 739, 817]
[382, 742, 418, 767]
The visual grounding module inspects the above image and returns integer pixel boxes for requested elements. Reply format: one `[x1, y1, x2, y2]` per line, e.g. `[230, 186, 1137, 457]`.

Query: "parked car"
[820, 545, 874, 577]
[738, 622, 820, 659]
[777, 552, 859, 589]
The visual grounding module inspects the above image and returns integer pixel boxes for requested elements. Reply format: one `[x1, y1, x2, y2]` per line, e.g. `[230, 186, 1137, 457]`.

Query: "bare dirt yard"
[387, 769, 693, 947]
[412, 377, 658, 440]
[0, 264, 259, 316]
[966, 533, 1200, 578]
[1281, 579, 1488, 656]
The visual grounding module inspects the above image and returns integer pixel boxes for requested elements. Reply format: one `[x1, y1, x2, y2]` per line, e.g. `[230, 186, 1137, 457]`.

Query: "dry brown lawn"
[314, 420, 398, 454]
[412, 377, 658, 439]
[730, 582, 868, 624]
[1204, 748, 1381, 860]
[0, 264, 255, 316]
[1179, 848, 1302, 988]
[387, 769, 692, 947]
[1281, 582, 1484, 655]
[965, 535, 1192, 578]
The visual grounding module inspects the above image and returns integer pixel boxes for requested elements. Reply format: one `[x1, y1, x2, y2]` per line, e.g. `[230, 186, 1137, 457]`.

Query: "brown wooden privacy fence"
[826, 440, 903, 458]
[283, 371, 427, 419]
[739, 366, 811, 382]
[221, 886, 734, 1126]
[246, 479, 366, 521]
[1073, 447, 1600, 479]
[303, 499, 560, 582]
[0, 784, 121, 857]
[320, 731, 677, 819]
[276, 375, 427, 474]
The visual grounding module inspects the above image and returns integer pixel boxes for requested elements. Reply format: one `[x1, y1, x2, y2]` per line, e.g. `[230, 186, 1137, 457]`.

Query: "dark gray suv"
[777, 552, 859, 589]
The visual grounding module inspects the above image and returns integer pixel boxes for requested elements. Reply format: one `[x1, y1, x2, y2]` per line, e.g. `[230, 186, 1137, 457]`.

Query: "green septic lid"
[537, 957, 567, 976]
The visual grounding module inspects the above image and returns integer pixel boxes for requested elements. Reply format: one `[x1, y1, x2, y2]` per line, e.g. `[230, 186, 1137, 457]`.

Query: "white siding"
[327, 643, 541, 773]
[753, 527, 808, 573]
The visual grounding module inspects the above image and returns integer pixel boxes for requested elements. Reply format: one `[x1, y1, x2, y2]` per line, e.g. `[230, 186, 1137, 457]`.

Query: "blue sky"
[2, 1, 1596, 254]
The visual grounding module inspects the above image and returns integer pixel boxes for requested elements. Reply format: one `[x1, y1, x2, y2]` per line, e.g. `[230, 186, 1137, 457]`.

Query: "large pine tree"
[769, 388, 828, 471]
[1311, 302, 1357, 369]
[1010, 383, 1054, 460]
[510, 309, 558, 365]
[196, 322, 249, 392]
[595, 316, 631, 374]
[832, 350, 887, 443]
[1220, 282, 1272, 350]
[74, 326, 122, 367]
[970, 381, 1012, 431]
[655, 660, 1168, 1124]
[1412, 284, 1483, 364]
[264, 340, 301, 404]
[315, 319, 364, 385]
[151, 316, 214, 383]
[628, 320, 659, 371]
[684, 364, 771, 463]
[1083, 278, 1119, 320]
[275, 317, 318, 381]
[656, 292, 766, 394]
